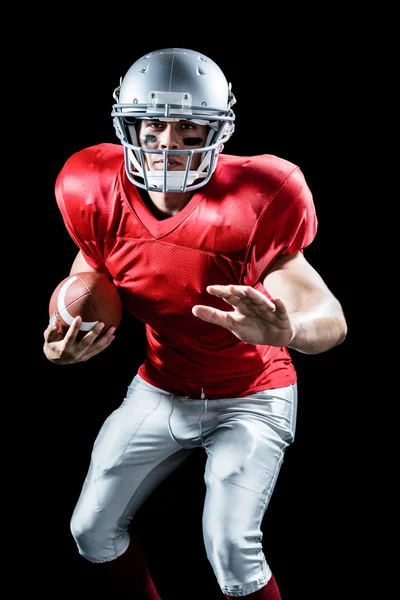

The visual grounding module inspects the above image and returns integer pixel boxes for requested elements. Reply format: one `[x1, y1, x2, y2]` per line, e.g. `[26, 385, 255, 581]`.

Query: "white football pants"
[70, 374, 297, 597]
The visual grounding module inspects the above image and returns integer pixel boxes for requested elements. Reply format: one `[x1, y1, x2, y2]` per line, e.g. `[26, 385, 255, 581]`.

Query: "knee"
[70, 510, 98, 561]
[206, 531, 245, 573]
[204, 523, 264, 589]
[206, 519, 257, 569]
[70, 507, 114, 563]
[70, 506, 130, 563]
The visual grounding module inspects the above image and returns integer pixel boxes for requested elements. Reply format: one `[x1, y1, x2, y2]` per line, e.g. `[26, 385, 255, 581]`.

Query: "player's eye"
[148, 122, 163, 129]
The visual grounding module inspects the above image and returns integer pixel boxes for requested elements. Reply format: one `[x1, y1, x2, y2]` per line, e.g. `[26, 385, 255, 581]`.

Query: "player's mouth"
[155, 159, 183, 169]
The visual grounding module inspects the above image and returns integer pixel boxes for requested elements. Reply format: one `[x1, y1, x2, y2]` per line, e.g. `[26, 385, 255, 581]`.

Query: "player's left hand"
[192, 285, 295, 347]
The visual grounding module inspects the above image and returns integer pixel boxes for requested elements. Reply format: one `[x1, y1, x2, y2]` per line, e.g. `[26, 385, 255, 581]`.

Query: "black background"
[24, 17, 361, 600]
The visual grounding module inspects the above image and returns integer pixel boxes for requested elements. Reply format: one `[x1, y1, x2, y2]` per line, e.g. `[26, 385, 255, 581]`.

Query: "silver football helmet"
[111, 48, 236, 193]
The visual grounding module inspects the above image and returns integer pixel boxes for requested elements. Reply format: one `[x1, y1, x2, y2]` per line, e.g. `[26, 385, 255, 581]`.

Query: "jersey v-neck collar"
[121, 172, 205, 239]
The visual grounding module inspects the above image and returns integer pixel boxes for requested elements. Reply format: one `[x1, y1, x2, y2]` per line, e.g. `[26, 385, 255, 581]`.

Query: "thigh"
[74, 375, 190, 528]
[204, 384, 297, 508]
[86, 375, 184, 480]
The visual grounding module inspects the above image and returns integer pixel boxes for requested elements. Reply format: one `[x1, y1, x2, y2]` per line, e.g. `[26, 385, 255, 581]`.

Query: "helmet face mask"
[111, 48, 236, 193]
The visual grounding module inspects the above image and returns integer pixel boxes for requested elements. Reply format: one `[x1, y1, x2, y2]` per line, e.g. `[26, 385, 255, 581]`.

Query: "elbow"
[335, 318, 348, 348]
[328, 298, 348, 350]
[326, 311, 347, 351]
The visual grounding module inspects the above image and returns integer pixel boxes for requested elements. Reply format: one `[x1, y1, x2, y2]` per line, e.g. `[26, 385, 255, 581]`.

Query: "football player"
[43, 48, 347, 599]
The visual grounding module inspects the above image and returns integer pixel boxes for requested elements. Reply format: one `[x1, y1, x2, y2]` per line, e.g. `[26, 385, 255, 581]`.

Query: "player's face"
[138, 120, 208, 172]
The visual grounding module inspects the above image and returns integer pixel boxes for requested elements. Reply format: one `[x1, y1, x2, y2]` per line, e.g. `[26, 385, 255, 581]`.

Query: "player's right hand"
[43, 316, 116, 365]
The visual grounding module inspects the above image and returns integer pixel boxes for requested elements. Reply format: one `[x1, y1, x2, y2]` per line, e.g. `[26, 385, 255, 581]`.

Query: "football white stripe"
[57, 275, 99, 331]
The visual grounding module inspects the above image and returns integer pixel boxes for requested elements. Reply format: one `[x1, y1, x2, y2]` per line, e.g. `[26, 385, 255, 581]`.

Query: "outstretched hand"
[192, 285, 295, 347]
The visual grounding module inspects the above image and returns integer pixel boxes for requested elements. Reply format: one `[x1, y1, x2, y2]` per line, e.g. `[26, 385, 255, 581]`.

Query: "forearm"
[288, 295, 347, 354]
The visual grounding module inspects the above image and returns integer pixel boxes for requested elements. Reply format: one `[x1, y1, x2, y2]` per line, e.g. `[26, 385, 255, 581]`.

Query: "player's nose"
[159, 125, 180, 149]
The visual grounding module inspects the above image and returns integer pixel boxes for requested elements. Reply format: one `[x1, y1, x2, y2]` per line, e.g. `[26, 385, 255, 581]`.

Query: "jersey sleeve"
[54, 148, 111, 275]
[243, 165, 317, 286]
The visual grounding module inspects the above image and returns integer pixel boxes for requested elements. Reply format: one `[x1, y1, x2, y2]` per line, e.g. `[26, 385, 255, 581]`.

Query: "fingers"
[62, 316, 85, 343]
[191, 305, 233, 329]
[206, 284, 247, 307]
[44, 315, 83, 344]
[44, 319, 59, 343]
[206, 284, 276, 310]
[272, 297, 287, 313]
[43, 316, 116, 365]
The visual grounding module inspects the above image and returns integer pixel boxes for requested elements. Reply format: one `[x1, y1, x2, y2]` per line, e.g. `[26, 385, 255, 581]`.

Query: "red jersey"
[55, 143, 317, 398]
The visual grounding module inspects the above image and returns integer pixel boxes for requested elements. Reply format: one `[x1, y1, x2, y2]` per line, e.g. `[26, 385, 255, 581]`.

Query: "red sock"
[90, 535, 161, 599]
[224, 574, 281, 599]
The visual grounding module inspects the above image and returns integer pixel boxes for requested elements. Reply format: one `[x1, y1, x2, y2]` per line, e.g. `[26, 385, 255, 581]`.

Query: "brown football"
[49, 271, 123, 339]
